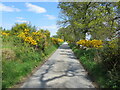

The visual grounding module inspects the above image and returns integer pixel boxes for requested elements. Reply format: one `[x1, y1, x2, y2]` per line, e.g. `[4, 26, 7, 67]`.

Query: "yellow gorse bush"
[24, 37, 37, 45]
[57, 38, 64, 42]
[17, 28, 51, 47]
[17, 32, 26, 38]
[24, 29, 29, 32]
[1, 32, 9, 36]
[90, 40, 103, 48]
[32, 32, 41, 35]
[76, 39, 103, 48]
[17, 29, 45, 46]
[18, 32, 38, 45]
[51, 38, 58, 44]
[51, 38, 64, 44]
[1, 27, 61, 47]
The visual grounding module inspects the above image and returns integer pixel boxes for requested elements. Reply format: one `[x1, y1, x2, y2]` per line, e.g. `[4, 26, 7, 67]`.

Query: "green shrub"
[98, 44, 120, 88]
[69, 44, 111, 88]
[2, 23, 60, 88]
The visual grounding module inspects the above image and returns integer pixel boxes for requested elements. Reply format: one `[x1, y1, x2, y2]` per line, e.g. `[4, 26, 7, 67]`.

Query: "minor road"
[21, 42, 95, 88]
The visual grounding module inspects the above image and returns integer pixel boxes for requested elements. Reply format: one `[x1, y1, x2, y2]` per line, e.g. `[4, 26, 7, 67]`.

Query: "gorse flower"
[1, 32, 9, 36]
[32, 32, 40, 35]
[4, 27, 60, 46]
[76, 39, 103, 48]
[24, 29, 29, 32]
[16, 28, 53, 46]
[58, 38, 64, 42]
[17, 32, 26, 38]
[24, 37, 37, 45]
[51, 38, 64, 44]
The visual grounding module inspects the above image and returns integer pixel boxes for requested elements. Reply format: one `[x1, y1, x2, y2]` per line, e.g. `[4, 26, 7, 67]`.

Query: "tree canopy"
[57, 2, 119, 41]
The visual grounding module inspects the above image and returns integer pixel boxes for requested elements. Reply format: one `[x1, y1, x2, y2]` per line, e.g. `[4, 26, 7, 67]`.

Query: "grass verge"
[2, 44, 58, 88]
[69, 44, 109, 88]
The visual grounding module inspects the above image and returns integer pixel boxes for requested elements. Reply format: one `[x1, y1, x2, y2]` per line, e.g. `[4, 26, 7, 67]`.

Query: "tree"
[57, 2, 119, 41]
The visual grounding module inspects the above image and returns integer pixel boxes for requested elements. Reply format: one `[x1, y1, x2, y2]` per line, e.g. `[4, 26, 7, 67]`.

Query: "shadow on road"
[21, 43, 95, 88]
[37, 60, 89, 88]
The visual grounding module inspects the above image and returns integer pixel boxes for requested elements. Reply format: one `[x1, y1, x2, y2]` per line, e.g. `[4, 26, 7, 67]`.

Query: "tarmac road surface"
[21, 42, 95, 88]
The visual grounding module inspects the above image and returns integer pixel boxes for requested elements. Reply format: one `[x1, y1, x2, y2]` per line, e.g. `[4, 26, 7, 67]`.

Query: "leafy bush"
[51, 37, 64, 45]
[69, 42, 120, 88]
[1, 23, 60, 88]
[98, 39, 120, 88]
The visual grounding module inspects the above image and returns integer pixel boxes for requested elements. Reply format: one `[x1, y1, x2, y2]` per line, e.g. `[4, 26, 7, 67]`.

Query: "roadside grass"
[2, 60, 38, 88]
[2, 43, 58, 88]
[69, 44, 108, 88]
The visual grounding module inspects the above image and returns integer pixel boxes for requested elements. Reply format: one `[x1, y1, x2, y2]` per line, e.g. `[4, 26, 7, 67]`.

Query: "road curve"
[21, 42, 95, 88]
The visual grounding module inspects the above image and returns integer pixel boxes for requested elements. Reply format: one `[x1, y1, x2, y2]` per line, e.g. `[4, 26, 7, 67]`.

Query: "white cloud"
[16, 20, 29, 23]
[25, 3, 46, 13]
[16, 17, 25, 20]
[40, 25, 58, 36]
[0, 3, 20, 12]
[45, 14, 56, 20]
[15, 17, 28, 23]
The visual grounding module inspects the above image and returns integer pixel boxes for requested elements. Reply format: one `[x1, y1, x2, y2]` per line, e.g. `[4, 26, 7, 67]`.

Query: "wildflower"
[76, 39, 103, 48]
[1, 32, 9, 36]
[24, 29, 29, 32]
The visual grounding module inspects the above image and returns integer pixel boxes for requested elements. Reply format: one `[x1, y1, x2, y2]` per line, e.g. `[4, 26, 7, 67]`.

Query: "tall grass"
[2, 44, 58, 88]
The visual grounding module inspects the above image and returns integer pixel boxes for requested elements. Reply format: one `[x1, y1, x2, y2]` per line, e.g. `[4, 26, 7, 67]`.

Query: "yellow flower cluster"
[17, 32, 26, 38]
[32, 32, 41, 35]
[17, 29, 39, 45]
[24, 29, 29, 32]
[58, 38, 64, 42]
[17, 29, 51, 46]
[76, 40, 103, 48]
[51, 38, 58, 44]
[90, 40, 103, 48]
[51, 38, 64, 44]
[24, 37, 37, 45]
[17, 29, 30, 38]
[1, 32, 9, 36]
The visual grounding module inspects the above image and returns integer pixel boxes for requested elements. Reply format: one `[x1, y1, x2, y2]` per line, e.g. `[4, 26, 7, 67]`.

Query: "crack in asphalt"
[21, 42, 95, 88]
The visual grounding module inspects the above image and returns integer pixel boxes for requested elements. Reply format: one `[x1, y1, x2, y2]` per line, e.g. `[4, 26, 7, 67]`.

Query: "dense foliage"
[57, 2, 120, 88]
[1, 23, 64, 88]
[57, 2, 119, 41]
